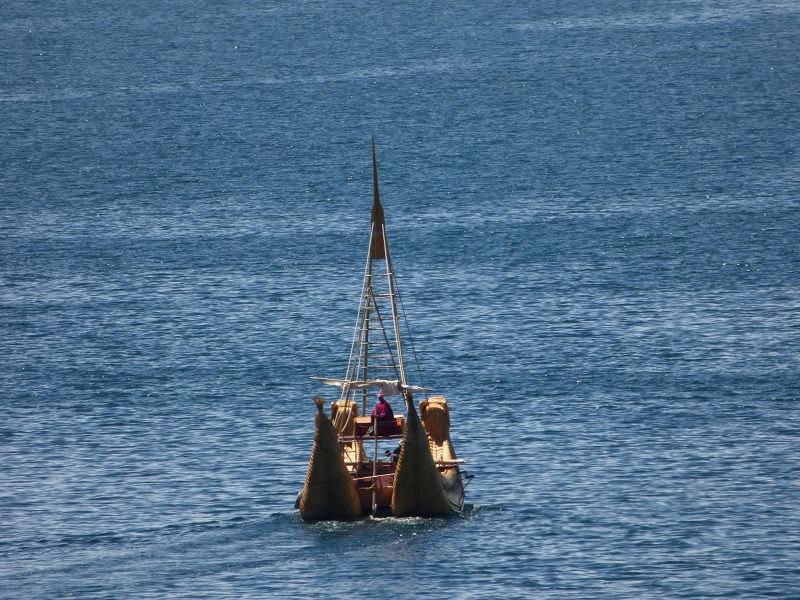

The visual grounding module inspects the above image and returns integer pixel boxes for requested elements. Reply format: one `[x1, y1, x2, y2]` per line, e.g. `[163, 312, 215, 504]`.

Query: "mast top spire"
[370, 137, 386, 259]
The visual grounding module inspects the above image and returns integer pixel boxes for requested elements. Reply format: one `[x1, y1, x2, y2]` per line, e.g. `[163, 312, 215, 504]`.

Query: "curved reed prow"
[419, 397, 450, 446]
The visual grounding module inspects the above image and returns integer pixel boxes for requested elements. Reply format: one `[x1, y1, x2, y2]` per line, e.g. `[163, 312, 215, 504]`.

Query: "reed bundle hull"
[298, 399, 361, 521]
[299, 394, 464, 520]
[392, 395, 457, 517]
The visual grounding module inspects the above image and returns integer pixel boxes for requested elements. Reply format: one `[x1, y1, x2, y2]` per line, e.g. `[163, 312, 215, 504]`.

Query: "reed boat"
[296, 140, 470, 520]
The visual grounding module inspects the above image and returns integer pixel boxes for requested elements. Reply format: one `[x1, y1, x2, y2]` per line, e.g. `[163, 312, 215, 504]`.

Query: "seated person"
[370, 392, 395, 435]
[384, 443, 401, 464]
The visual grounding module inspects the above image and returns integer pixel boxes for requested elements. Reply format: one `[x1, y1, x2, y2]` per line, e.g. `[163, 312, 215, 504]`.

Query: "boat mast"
[360, 257, 373, 416]
[344, 139, 409, 415]
[372, 140, 407, 387]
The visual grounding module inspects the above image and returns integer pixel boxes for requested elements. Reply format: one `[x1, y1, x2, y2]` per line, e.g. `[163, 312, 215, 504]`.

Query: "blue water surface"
[1, 0, 799, 598]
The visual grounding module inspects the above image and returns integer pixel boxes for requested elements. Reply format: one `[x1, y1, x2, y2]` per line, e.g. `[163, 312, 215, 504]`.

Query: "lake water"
[1, 1, 799, 597]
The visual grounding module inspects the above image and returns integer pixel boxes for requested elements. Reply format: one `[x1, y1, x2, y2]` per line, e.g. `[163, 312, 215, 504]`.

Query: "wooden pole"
[371, 415, 378, 515]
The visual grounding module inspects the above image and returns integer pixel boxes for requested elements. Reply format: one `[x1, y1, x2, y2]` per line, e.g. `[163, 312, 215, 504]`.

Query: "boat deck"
[339, 415, 404, 440]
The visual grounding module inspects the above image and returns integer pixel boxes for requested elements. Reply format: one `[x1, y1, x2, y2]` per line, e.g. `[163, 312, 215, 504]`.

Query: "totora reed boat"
[296, 140, 471, 520]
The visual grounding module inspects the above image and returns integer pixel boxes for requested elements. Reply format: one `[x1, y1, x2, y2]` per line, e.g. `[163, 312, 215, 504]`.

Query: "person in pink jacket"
[371, 392, 394, 421]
